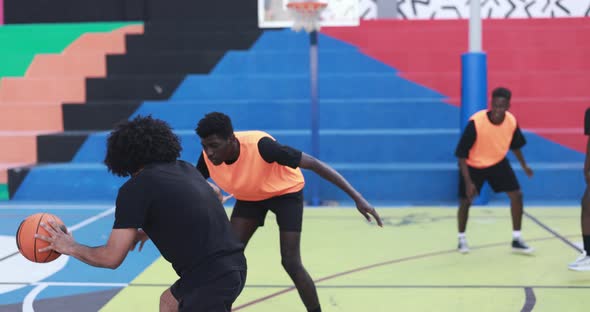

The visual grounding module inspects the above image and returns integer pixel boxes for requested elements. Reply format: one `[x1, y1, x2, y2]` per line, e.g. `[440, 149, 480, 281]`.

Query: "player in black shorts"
[195, 112, 383, 312]
[455, 87, 534, 254]
[568, 107, 590, 271]
[36, 116, 246, 312]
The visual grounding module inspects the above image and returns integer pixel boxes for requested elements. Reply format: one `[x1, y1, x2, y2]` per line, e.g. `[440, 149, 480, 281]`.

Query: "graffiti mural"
[365, 0, 590, 19]
[360, 0, 379, 19]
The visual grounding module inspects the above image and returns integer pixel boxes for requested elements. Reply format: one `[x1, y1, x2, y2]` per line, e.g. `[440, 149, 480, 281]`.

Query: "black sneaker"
[511, 238, 534, 254]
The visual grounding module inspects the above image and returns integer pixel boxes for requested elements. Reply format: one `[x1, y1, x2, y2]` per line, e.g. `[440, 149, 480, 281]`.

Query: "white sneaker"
[568, 252, 590, 271]
[458, 239, 469, 254]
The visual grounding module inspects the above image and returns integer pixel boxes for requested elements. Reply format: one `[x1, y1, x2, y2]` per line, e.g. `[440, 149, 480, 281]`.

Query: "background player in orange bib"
[195, 112, 383, 312]
[454, 87, 534, 254]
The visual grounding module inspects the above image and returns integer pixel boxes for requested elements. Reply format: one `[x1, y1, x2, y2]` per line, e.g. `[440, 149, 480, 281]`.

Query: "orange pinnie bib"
[466, 110, 517, 169]
[204, 131, 305, 201]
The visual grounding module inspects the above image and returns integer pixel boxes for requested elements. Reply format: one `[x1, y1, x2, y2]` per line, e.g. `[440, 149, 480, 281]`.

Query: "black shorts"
[171, 270, 246, 312]
[231, 191, 304, 232]
[459, 158, 520, 198]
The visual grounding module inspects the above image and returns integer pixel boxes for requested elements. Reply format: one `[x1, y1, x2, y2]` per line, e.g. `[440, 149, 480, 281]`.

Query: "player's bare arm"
[130, 229, 149, 252]
[36, 222, 137, 269]
[207, 181, 233, 203]
[298, 152, 383, 227]
[512, 149, 533, 178]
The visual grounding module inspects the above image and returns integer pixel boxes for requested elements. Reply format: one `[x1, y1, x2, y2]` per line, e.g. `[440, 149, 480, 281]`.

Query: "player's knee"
[459, 199, 471, 209]
[510, 190, 523, 200]
[281, 257, 303, 274]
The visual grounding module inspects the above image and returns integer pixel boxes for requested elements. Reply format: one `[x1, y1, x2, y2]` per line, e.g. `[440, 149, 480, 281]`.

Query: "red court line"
[233, 235, 567, 310]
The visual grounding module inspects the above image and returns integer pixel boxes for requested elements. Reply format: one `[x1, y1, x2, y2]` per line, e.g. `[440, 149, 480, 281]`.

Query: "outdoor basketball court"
[2, 204, 589, 311]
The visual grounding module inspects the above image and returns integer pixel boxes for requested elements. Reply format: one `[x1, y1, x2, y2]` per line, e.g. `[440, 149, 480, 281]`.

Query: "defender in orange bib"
[196, 112, 383, 312]
[455, 87, 534, 254]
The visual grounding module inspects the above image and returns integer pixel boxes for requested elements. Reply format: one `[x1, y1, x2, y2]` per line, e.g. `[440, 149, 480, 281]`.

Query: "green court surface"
[100, 207, 590, 311]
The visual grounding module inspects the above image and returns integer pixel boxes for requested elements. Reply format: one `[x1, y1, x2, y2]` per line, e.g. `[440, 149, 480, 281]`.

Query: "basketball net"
[287, 1, 328, 33]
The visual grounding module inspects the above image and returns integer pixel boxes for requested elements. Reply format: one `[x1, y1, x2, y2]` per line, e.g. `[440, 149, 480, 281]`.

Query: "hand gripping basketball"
[16, 213, 68, 263]
[35, 220, 74, 256]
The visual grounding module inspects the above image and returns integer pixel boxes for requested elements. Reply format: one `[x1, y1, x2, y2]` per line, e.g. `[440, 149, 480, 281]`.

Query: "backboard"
[258, 0, 360, 28]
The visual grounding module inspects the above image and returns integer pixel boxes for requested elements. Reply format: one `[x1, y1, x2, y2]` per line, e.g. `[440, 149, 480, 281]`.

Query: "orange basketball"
[16, 213, 67, 263]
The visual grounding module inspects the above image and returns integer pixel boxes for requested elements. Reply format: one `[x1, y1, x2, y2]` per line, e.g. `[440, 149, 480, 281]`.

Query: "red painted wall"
[323, 18, 590, 153]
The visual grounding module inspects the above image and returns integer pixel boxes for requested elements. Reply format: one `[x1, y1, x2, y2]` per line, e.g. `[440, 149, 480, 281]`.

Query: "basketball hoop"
[287, 1, 328, 33]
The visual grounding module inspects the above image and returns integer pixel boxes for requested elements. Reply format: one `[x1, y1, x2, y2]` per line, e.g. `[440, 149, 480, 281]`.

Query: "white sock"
[458, 232, 466, 240]
[513, 231, 521, 239]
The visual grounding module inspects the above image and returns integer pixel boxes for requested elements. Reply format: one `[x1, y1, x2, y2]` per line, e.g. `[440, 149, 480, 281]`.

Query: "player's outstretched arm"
[512, 149, 534, 178]
[208, 181, 225, 202]
[36, 222, 137, 269]
[299, 152, 383, 227]
[207, 181, 233, 203]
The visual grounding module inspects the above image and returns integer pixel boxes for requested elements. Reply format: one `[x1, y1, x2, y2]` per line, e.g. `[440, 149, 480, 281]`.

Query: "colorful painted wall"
[0, 22, 142, 199]
[4, 18, 587, 205]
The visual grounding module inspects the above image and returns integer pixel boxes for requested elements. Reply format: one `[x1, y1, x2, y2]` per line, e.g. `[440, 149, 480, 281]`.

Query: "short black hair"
[492, 87, 511, 101]
[104, 115, 181, 177]
[195, 112, 234, 139]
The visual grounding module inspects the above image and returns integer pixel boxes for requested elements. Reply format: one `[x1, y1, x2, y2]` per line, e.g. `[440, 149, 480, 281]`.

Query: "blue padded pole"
[460, 0, 490, 205]
[461, 52, 489, 204]
[309, 30, 320, 206]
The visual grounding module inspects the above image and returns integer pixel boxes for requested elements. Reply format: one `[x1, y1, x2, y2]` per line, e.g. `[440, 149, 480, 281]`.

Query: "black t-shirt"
[197, 136, 302, 179]
[585, 108, 590, 135]
[113, 160, 245, 290]
[455, 113, 526, 158]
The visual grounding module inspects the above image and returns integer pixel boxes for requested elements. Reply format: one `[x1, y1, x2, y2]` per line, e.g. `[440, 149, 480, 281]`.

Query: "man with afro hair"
[36, 116, 246, 312]
[195, 112, 383, 312]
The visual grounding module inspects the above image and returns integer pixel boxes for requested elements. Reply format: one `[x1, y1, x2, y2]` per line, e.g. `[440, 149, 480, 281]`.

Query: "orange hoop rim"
[286, 2, 328, 12]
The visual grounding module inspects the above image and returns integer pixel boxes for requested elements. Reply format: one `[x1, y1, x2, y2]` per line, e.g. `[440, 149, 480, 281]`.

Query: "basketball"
[16, 213, 68, 263]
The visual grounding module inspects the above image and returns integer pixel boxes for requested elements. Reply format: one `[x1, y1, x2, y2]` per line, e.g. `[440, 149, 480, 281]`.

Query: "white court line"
[36, 282, 127, 287]
[0, 203, 114, 211]
[67, 207, 115, 232]
[20, 207, 116, 312]
[1, 281, 128, 287]
[23, 284, 48, 312]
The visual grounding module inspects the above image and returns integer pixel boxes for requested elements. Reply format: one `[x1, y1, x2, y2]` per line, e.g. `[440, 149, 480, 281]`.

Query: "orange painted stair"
[0, 105, 62, 131]
[0, 24, 144, 184]
[0, 24, 144, 105]
[25, 25, 143, 78]
[0, 131, 43, 183]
